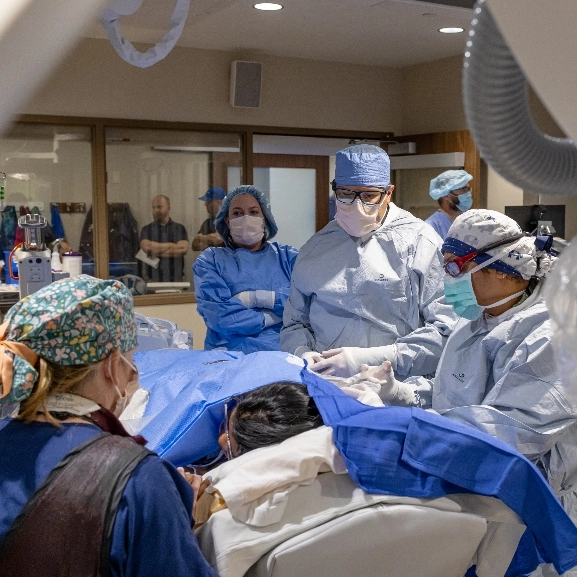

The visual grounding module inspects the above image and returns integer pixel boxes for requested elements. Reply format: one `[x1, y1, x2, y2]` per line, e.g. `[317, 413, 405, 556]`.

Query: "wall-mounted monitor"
[504, 204, 565, 238]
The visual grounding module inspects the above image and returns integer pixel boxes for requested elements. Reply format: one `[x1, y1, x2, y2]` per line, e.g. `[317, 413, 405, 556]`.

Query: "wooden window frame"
[15, 114, 392, 305]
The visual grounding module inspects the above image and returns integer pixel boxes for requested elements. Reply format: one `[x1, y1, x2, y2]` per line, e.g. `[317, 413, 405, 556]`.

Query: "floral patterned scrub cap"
[0, 275, 137, 405]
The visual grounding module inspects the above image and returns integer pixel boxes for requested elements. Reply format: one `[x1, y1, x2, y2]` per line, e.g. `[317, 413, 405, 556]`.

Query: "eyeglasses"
[334, 187, 388, 206]
[449, 185, 471, 196]
[219, 398, 238, 460]
[443, 234, 524, 278]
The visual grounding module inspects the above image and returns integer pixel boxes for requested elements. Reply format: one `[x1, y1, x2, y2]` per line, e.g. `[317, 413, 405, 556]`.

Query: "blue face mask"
[456, 191, 473, 212]
[444, 272, 484, 320]
[444, 251, 527, 321]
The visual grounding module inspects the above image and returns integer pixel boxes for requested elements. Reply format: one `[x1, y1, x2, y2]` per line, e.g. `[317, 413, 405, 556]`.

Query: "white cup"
[62, 253, 83, 277]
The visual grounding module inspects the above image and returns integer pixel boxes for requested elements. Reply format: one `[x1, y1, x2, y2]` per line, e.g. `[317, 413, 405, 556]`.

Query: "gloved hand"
[295, 346, 324, 370]
[262, 310, 282, 327]
[340, 383, 384, 407]
[352, 362, 414, 406]
[310, 345, 397, 377]
[233, 290, 275, 310]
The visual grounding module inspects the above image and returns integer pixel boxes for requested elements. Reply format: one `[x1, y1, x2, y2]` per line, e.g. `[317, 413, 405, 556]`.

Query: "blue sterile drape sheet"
[134, 350, 305, 466]
[303, 367, 577, 576]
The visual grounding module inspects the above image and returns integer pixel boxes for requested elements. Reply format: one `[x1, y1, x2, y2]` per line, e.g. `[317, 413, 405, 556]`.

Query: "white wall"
[486, 166, 523, 214]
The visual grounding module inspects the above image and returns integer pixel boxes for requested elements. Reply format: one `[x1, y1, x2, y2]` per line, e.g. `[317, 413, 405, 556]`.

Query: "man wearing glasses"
[426, 170, 474, 240]
[280, 144, 456, 380]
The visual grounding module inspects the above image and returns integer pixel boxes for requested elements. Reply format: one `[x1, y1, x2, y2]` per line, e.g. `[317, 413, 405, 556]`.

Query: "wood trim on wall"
[394, 130, 482, 208]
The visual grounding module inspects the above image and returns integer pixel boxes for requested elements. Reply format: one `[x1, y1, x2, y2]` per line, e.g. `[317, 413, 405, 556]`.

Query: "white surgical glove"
[295, 346, 324, 370]
[311, 345, 397, 377]
[233, 290, 275, 310]
[340, 383, 384, 407]
[234, 290, 257, 308]
[262, 310, 282, 327]
[353, 362, 415, 406]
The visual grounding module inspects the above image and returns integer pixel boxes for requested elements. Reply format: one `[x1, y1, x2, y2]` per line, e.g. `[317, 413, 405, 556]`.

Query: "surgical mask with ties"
[109, 353, 140, 418]
[443, 244, 525, 320]
[335, 200, 382, 237]
[229, 215, 265, 246]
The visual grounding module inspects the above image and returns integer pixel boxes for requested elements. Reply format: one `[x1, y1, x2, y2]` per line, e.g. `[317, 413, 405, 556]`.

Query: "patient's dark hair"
[229, 381, 323, 456]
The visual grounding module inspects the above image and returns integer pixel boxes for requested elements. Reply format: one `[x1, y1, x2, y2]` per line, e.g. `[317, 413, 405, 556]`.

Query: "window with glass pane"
[249, 135, 351, 248]
[0, 123, 93, 293]
[104, 128, 242, 295]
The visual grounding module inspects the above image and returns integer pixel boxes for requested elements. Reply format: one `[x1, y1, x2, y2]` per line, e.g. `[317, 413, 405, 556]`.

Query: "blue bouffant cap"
[199, 186, 226, 201]
[334, 145, 390, 188]
[429, 170, 473, 200]
[215, 185, 278, 248]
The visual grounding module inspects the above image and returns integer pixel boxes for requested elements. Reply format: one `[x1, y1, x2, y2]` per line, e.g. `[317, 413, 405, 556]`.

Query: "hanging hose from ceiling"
[462, 0, 577, 196]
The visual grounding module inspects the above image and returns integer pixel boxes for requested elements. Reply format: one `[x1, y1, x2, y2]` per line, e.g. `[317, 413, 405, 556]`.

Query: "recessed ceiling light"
[439, 27, 464, 34]
[254, 3, 283, 10]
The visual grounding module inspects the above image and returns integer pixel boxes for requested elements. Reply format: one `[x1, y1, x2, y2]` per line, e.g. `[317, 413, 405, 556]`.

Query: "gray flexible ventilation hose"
[463, 0, 577, 196]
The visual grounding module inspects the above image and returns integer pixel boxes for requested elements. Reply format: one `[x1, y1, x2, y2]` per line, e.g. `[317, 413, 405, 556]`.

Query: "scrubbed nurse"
[193, 185, 298, 353]
[425, 169, 474, 240]
[280, 144, 456, 378]
[366, 210, 577, 525]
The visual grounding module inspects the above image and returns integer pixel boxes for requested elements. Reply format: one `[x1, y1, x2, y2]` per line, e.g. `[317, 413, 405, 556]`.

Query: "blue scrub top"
[0, 418, 217, 577]
[193, 241, 298, 353]
[425, 210, 453, 240]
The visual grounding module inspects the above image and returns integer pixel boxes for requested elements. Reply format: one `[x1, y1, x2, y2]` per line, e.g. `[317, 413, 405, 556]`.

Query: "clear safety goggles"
[443, 234, 524, 278]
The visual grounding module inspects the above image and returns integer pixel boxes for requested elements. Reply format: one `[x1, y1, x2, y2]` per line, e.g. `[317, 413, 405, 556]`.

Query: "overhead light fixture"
[439, 27, 464, 34]
[254, 3, 283, 10]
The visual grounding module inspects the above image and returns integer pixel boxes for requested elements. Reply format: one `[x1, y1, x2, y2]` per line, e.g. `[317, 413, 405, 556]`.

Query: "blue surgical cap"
[215, 185, 278, 248]
[429, 170, 473, 200]
[334, 145, 390, 188]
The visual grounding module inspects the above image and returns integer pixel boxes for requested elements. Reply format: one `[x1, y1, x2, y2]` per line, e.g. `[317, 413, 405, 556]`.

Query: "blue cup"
[3, 250, 18, 285]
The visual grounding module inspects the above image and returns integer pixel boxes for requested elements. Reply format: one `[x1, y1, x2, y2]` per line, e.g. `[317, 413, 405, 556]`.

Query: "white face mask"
[229, 215, 265, 246]
[109, 354, 140, 418]
[335, 200, 382, 237]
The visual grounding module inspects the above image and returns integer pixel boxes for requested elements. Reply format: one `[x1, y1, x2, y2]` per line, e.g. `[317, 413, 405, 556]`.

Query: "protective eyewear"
[443, 233, 524, 278]
[219, 398, 238, 460]
[449, 185, 472, 196]
[334, 187, 388, 206]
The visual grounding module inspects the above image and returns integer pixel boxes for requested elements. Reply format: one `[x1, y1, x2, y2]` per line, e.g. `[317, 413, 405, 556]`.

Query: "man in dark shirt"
[191, 186, 226, 251]
[140, 195, 189, 282]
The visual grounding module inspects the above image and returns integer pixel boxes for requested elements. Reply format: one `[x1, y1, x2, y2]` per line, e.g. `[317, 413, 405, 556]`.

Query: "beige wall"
[23, 39, 403, 134]
[400, 55, 467, 135]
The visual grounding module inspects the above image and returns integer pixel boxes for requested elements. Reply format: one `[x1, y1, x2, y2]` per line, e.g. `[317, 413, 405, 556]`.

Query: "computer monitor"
[504, 204, 566, 238]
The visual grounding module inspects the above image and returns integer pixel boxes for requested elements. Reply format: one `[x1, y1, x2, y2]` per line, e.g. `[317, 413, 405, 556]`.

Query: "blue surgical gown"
[425, 209, 453, 240]
[406, 285, 577, 526]
[280, 203, 456, 377]
[193, 241, 298, 353]
[0, 418, 217, 577]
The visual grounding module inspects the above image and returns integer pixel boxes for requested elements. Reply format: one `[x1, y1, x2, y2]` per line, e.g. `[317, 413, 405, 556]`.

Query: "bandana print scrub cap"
[0, 275, 137, 405]
[442, 209, 554, 280]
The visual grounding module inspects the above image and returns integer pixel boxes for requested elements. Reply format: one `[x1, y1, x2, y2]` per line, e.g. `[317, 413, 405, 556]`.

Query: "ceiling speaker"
[230, 60, 262, 109]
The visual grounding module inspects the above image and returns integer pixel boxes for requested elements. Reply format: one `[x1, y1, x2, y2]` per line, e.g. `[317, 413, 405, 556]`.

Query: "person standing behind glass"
[193, 185, 298, 353]
[191, 187, 226, 251]
[140, 195, 189, 282]
[425, 170, 474, 240]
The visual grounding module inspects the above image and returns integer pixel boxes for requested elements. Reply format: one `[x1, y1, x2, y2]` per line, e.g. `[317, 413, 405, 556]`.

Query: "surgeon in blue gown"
[193, 185, 298, 353]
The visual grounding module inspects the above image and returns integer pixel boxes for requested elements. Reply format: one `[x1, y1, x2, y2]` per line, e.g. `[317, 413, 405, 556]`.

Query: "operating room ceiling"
[84, 0, 474, 68]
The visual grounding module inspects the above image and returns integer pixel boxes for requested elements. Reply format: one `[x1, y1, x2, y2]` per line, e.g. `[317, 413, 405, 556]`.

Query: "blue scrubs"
[0, 418, 217, 577]
[193, 241, 298, 353]
[425, 210, 453, 240]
